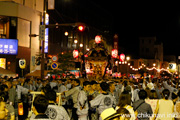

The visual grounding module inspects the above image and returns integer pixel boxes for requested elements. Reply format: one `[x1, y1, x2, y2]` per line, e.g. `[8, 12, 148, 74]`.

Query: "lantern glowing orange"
[120, 53, 125, 62]
[18, 102, 24, 115]
[95, 35, 101, 44]
[111, 49, 118, 58]
[73, 50, 79, 58]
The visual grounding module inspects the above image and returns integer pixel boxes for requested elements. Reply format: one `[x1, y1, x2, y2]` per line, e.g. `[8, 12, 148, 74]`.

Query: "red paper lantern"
[73, 50, 79, 58]
[120, 53, 125, 62]
[111, 49, 118, 58]
[95, 35, 101, 44]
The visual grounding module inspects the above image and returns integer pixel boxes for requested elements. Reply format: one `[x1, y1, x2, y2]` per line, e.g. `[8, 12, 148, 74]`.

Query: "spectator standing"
[145, 90, 159, 120]
[31, 95, 49, 120]
[90, 82, 116, 120]
[116, 91, 137, 120]
[77, 81, 91, 120]
[45, 89, 70, 120]
[154, 89, 174, 120]
[63, 79, 81, 120]
[133, 90, 153, 120]
[0, 92, 8, 120]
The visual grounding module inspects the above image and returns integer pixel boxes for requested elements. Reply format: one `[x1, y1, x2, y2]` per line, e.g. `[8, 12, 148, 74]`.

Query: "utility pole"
[41, 0, 47, 79]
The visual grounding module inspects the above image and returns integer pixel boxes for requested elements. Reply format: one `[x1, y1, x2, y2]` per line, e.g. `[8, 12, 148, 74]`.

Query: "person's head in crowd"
[123, 81, 128, 87]
[32, 95, 49, 116]
[149, 90, 158, 99]
[96, 83, 102, 92]
[20, 78, 25, 84]
[109, 82, 115, 93]
[5, 81, 12, 91]
[12, 79, 18, 87]
[83, 81, 90, 91]
[162, 89, 170, 100]
[100, 82, 109, 93]
[58, 79, 63, 84]
[178, 90, 180, 98]
[0, 85, 8, 92]
[67, 79, 71, 84]
[8, 77, 13, 82]
[172, 91, 178, 102]
[117, 108, 131, 120]
[25, 78, 33, 85]
[3, 76, 8, 80]
[0, 93, 8, 120]
[42, 80, 48, 87]
[91, 80, 97, 91]
[145, 87, 150, 98]
[118, 91, 131, 108]
[0, 92, 9, 103]
[73, 79, 80, 87]
[138, 90, 147, 100]
[37, 79, 42, 84]
[45, 89, 56, 103]
[100, 107, 120, 120]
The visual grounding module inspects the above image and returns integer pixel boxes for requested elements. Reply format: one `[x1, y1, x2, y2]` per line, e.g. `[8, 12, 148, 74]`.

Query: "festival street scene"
[0, 0, 180, 120]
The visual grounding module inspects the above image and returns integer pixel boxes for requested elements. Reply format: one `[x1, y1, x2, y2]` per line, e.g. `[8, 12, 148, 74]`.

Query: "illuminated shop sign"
[45, 14, 49, 53]
[0, 39, 18, 55]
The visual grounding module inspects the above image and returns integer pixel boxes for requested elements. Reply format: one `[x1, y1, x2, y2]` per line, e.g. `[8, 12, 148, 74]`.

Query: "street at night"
[1, 0, 180, 120]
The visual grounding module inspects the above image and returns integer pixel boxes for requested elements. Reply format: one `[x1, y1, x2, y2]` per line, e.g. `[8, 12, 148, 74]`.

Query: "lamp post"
[41, 0, 47, 79]
[126, 56, 130, 78]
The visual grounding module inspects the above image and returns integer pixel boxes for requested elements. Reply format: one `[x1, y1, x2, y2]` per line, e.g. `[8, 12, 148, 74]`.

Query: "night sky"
[53, 1, 180, 57]
[91, 1, 180, 57]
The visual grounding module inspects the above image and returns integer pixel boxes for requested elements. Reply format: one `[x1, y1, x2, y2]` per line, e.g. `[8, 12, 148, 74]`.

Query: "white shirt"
[45, 104, 70, 120]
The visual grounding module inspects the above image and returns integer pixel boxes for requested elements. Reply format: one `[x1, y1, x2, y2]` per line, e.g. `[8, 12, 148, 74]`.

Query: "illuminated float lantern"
[73, 50, 79, 58]
[95, 35, 101, 44]
[111, 49, 118, 58]
[120, 53, 125, 62]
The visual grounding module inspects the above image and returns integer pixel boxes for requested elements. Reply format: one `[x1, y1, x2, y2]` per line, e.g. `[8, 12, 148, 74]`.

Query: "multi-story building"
[139, 36, 163, 61]
[0, 0, 43, 76]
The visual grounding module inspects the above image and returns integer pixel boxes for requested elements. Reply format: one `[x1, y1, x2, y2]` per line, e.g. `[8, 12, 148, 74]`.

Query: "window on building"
[139, 62, 142, 66]
[0, 16, 9, 38]
[149, 39, 151, 44]
[146, 48, 149, 53]
[130, 61, 134, 66]
[142, 48, 144, 52]
[141, 39, 144, 44]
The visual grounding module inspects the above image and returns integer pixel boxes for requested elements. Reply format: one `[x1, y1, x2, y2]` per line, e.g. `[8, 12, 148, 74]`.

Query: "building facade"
[0, 0, 43, 76]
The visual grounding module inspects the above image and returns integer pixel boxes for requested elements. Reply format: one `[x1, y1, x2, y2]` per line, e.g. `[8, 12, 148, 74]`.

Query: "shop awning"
[25, 70, 50, 78]
[0, 67, 17, 77]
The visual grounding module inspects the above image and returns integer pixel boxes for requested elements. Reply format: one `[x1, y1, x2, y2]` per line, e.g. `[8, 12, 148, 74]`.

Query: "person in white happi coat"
[90, 82, 116, 120]
[45, 89, 70, 120]
[77, 81, 91, 120]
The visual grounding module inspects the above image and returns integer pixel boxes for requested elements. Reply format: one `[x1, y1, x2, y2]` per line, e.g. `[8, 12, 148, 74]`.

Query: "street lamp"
[64, 31, 68, 36]
[126, 56, 130, 78]
[74, 39, 78, 44]
[126, 56, 130, 61]
[153, 63, 156, 67]
[80, 43, 83, 48]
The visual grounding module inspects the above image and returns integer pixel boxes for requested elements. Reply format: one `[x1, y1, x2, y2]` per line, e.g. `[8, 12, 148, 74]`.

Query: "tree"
[58, 52, 74, 71]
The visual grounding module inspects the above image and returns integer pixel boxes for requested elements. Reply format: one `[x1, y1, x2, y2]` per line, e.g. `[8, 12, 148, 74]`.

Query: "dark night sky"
[90, 1, 180, 57]
[53, 1, 180, 57]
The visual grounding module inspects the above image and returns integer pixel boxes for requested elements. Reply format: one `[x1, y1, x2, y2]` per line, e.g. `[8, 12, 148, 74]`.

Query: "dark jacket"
[133, 100, 153, 120]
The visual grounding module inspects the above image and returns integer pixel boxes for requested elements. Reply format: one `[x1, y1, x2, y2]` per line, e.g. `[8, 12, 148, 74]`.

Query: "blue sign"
[45, 14, 49, 53]
[0, 39, 18, 55]
[51, 62, 58, 69]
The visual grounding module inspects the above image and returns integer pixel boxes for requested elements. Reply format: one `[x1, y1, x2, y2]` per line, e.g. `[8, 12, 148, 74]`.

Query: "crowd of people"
[0, 76, 180, 120]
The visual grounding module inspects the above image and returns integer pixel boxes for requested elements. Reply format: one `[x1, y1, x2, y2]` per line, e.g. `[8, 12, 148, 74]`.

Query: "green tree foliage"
[58, 52, 74, 71]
